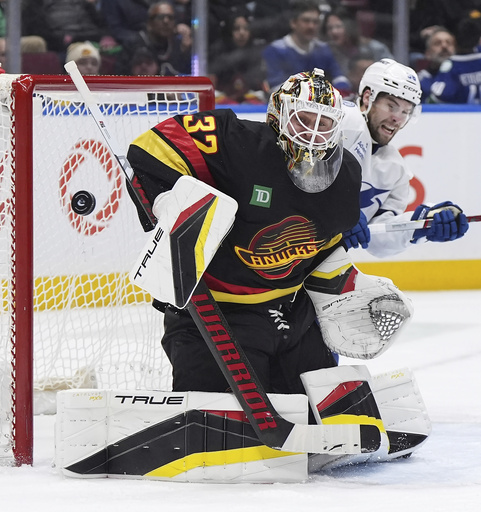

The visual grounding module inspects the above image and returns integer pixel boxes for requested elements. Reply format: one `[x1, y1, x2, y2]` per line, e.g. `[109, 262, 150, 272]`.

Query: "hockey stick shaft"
[64, 61, 155, 230]
[369, 215, 481, 234]
[64, 62, 378, 455]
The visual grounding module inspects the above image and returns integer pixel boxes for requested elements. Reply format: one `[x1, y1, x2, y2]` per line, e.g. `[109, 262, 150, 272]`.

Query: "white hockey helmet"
[358, 58, 422, 123]
[267, 69, 345, 192]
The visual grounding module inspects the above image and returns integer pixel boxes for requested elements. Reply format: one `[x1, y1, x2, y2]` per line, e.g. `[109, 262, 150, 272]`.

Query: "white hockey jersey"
[341, 101, 416, 258]
[341, 100, 371, 175]
[361, 144, 415, 258]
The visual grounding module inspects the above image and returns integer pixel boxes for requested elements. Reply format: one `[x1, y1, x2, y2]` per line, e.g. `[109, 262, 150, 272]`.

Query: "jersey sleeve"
[362, 145, 414, 258]
[128, 110, 233, 202]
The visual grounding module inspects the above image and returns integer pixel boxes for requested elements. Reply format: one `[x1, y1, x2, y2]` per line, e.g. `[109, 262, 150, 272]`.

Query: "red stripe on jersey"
[158, 118, 216, 186]
[204, 272, 272, 296]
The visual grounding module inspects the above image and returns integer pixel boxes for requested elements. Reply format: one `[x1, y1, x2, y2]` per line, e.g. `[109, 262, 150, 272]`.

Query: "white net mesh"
[0, 76, 209, 463]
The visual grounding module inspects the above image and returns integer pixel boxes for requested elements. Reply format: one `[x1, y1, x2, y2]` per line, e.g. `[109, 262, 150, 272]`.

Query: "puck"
[71, 190, 96, 215]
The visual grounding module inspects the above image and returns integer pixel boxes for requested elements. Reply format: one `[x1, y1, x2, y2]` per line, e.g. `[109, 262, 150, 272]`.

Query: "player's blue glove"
[411, 201, 469, 243]
[342, 211, 371, 249]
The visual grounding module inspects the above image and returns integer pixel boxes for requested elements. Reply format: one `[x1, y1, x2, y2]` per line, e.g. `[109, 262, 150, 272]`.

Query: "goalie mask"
[267, 69, 344, 193]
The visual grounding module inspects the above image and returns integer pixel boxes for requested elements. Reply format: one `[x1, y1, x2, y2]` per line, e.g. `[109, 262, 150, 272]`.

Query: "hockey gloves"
[342, 211, 371, 249]
[411, 201, 469, 243]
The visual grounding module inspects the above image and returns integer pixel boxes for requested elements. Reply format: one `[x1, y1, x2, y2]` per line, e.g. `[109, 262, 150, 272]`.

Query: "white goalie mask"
[267, 69, 345, 193]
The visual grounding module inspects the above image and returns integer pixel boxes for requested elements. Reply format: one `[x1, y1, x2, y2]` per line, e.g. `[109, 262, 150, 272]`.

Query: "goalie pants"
[161, 289, 337, 395]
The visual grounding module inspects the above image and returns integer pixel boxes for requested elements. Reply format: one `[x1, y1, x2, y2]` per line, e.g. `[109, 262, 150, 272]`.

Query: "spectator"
[413, 27, 456, 102]
[100, 0, 156, 49]
[409, 0, 481, 55]
[0, 36, 48, 72]
[208, 9, 267, 104]
[118, 1, 191, 75]
[23, 0, 111, 55]
[0, 0, 47, 63]
[173, 0, 191, 28]
[321, 8, 393, 78]
[248, 0, 292, 44]
[208, 0, 255, 46]
[430, 17, 481, 103]
[65, 40, 101, 75]
[345, 56, 375, 101]
[262, 0, 351, 95]
[129, 46, 159, 75]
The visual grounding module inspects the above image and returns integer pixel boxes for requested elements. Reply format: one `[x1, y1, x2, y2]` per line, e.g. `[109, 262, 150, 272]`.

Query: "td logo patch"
[250, 185, 272, 208]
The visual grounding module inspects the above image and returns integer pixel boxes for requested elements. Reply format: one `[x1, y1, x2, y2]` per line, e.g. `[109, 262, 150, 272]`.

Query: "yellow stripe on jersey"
[131, 129, 192, 177]
[212, 283, 303, 304]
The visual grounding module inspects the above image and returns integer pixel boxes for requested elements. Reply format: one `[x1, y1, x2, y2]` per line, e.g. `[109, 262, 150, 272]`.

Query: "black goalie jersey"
[127, 108, 361, 305]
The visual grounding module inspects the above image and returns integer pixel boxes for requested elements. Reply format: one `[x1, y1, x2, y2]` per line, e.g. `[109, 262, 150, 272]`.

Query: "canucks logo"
[235, 216, 327, 279]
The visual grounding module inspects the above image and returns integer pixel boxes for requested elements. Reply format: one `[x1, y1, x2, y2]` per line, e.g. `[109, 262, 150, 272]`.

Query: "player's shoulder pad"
[341, 101, 371, 168]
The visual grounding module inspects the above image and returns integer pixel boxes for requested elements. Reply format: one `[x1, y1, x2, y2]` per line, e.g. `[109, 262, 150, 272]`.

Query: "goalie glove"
[411, 201, 469, 243]
[304, 246, 413, 359]
[130, 176, 238, 308]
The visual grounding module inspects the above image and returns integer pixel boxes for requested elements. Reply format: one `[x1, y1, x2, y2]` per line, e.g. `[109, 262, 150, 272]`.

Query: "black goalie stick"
[64, 61, 380, 455]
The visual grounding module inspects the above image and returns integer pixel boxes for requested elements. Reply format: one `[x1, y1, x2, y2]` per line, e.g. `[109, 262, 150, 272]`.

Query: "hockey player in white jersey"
[343, 58, 469, 257]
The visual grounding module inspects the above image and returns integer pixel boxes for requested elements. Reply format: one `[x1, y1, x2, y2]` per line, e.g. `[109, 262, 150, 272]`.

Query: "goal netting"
[0, 73, 214, 465]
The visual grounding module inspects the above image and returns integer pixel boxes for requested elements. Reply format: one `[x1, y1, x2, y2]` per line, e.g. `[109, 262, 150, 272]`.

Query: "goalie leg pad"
[55, 389, 308, 483]
[304, 246, 413, 359]
[303, 366, 431, 472]
[371, 367, 432, 459]
[300, 366, 389, 472]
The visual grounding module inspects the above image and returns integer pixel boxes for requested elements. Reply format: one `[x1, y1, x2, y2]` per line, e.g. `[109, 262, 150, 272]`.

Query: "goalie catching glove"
[304, 246, 413, 359]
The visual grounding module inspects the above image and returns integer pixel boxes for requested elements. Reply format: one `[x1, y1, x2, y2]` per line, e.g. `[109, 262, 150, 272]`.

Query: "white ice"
[2, 290, 481, 511]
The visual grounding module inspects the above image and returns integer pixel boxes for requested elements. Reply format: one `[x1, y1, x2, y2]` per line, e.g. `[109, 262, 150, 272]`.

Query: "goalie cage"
[0, 73, 215, 466]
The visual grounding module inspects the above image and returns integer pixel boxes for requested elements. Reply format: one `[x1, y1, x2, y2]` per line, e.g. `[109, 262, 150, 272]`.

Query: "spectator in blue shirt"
[430, 17, 481, 103]
[262, 0, 351, 95]
[413, 26, 456, 102]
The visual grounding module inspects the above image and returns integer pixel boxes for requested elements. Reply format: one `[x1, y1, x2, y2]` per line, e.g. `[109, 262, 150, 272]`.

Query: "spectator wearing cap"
[66, 41, 101, 75]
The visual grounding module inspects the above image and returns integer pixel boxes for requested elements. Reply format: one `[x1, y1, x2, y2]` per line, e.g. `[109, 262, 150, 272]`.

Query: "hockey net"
[0, 73, 215, 465]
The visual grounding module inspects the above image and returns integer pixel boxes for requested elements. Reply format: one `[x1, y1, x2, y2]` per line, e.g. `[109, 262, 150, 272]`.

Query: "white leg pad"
[301, 366, 431, 472]
[55, 389, 308, 483]
[370, 367, 432, 459]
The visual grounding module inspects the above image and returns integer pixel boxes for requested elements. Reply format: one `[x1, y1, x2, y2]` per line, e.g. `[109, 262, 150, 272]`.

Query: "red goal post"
[0, 74, 215, 466]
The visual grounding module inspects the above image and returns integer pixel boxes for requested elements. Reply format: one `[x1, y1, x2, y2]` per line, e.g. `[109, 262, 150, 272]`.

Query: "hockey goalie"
[56, 175, 430, 483]
[56, 68, 430, 483]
